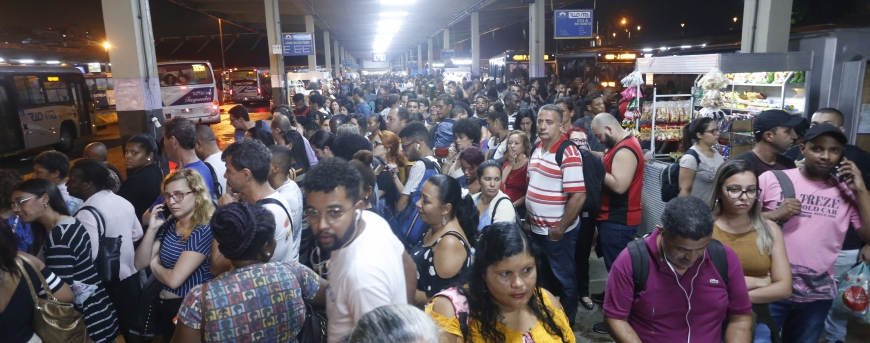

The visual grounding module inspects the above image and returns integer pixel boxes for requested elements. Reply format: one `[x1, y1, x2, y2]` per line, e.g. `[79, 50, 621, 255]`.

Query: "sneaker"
[591, 292, 605, 304]
[592, 322, 608, 334]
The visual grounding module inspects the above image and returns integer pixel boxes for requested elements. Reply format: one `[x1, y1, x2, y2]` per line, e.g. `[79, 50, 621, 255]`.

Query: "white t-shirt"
[488, 136, 508, 160]
[275, 179, 304, 232]
[203, 152, 228, 195]
[261, 192, 299, 262]
[326, 210, 407, 343]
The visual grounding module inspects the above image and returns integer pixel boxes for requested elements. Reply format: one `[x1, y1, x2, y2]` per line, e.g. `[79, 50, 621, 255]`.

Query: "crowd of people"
[0, 71, 868, 343]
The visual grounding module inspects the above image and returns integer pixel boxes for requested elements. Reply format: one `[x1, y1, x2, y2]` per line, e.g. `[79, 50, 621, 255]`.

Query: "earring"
[147, 158, 151, 161]
[43, 203, 48, 208]
[442, 214, 447, 226]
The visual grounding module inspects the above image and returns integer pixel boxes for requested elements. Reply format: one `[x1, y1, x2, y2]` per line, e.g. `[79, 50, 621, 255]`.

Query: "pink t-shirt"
[603, 229, 751, 343]
[758, 168, 861, 302]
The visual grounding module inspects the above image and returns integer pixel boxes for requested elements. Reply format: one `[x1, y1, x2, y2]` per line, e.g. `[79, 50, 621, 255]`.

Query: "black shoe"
[591, 292, 605, 304]
[580, 297, 595, 310]
[592, 322, 608, 334]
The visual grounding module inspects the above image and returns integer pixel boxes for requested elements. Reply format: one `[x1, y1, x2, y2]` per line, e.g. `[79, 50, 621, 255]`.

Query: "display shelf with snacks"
[636, 90, 695, 159]
[723, 71, 807, 116]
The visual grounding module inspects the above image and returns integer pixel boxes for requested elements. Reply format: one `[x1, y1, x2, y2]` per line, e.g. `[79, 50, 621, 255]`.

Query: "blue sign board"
[554, 9, 594, 39]
[342, 60, 353, 67]
[282, 33, 314, 56]
[441, 49, 455, 60]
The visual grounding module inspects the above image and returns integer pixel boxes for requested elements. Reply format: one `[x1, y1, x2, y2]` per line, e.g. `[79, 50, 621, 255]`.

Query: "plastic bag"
[70, 280, 97, 307]
[833, 262, 870, 324]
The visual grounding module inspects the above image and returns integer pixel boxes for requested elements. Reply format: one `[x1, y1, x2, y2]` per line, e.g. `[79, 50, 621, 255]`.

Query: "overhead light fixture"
[0, 58, 4, 62]
[46, 61, 60, 64]
[380, 12, 408, 17]
[680, 45, 691, 49]
[660, 46, 668, 50]
[642, 48, 653, 52]
[381, 0, 415, 4]
[701, 44, 707, 47]
[19, 59, 34, 64]
[453, 59, 472, 65]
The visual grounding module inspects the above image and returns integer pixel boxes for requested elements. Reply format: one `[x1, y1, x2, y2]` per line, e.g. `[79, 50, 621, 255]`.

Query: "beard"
[603, 133, 618, 149]
[316, 218, 357, 252]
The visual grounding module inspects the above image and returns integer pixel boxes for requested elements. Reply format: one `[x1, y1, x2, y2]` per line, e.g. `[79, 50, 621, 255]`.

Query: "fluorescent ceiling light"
[642, 48, 653, 52]
[453, 60, 472, 65]
[701, 44, 707, 47]
[381, 0, 415, 4]
[659, 46, 668, 50]
[0, 58, 4, 62]
[380, 12, 408, 17]
[19, 59, 34, 64]
[46, 60, 60, 64]
[680, 45, 691, 49]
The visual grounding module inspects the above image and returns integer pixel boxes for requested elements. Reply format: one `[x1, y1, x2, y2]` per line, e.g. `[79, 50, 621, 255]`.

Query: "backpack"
[531, 140, 603, 215]
[395, 157, 441, 249]
[627, 236, 729, 296]
[76, 206, 122, 285]
[769, 170, 796, 228]
[660, 150, 700, 202]
[491, 196, 523, 228]
[256, 197, 296, 243]
[203, 161, 223, 203]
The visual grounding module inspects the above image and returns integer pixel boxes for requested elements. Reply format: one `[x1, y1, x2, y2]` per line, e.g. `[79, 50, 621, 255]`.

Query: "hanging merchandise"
[620, 71, 644, 124]
[697, 67, 729, 120]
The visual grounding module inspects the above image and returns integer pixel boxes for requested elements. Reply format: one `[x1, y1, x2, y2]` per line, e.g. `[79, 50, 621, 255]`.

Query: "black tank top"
[410, 231, 472, 298]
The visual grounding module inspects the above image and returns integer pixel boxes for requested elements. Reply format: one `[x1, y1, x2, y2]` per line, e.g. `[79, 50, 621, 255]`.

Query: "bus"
[0, 66, 95, 155]
[157, 61, 220, 125]
[228, 68, 271, 105]
[84, 72, 115, 108]
[488, 51, 557, 84]
[555, 50, 639, 88]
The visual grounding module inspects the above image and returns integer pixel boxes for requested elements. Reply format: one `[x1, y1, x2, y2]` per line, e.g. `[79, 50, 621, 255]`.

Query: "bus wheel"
[55, 124, 75, 153]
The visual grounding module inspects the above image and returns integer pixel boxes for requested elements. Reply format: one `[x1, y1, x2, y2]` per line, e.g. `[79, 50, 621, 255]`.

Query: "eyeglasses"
[11, 195, 39, 209]
[163, 191, 194, 203]
[705, 129, 720, 134]
[402, 139, 421, 151]
[304, 207, 353, 225]
[373, 141, 384, 148]
[722, 187, 759, 199]
[571, 138, 588, 145]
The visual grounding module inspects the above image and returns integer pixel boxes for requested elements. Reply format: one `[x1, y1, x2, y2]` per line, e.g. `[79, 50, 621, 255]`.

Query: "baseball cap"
[752, 110, 806, 134]
[802, 123, 847, 145]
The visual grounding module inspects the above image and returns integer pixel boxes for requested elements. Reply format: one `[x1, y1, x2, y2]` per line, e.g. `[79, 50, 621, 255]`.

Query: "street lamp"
[621, 18, 627, 25]
[102, 42, 110, 72]
[680, 23, 685, 36]
[103, 41, 110, 51]
[637, 25, 641, 31]
[733, 17, 738, 23]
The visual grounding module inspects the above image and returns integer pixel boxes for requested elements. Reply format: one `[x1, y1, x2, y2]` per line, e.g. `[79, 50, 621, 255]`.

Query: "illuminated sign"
[604, 53, 637, 61]
[87, 63, 101, 73]
[511, 54, 552, 62]
[47, 76, 59, 82]
[600, 81, 616, 87]
[192, 64, 208, 79]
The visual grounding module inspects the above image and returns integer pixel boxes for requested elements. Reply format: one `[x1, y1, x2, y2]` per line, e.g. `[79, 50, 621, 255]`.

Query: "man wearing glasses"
[304, 158, 410, 343]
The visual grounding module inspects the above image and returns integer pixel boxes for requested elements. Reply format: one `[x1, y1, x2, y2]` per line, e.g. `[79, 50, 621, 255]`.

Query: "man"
[304, 158, 411, 343]
[292, 93, 310, 126]
[583, 93, 606, 117]
[485, 106, 510, 161]
[229, 105, 271, 142]
[33, 150, 82, 214]
[431, 94, 456, 155]
[525, 104, 586, 325]
[737, 109, 803, 177]
[352, 87, 373, 119]
[309, 93, 329, 117]
[267, 145, 304, 253]
[329, 114, 348, 136]
[382, 94, 400, 119]
[400, 92, 410, 108]
[503, 91, 521, 130]
[406, 99, 420, 114]
[547, 83, 566, 104]
[397, 122, 437, 212]
[83, 142, 123, 193]
[194, 125, 228, 196]
[473, 94, 489, 126]
[67, 159, 143, 340]
[386, 107, 409, 134]
[759, 124, 870, 343]
[603, 196, 753, 342]
[163, 117, 215, 196]
[590, 112, 645, 333]
[779, 108, 870, 343]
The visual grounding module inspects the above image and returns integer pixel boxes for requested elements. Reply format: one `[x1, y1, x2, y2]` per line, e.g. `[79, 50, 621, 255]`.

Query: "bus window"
[106, 77, 114, 90]
[96, 78, 108, 91]
[13, 76, 45, 106]
[44, 79, 70, 103]
[159, 63, 215, 87]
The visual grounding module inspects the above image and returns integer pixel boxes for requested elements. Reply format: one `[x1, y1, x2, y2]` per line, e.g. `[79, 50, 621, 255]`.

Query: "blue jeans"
[598, 221, 639, 271]
[769, 299, 833, 343]
[531, 223, 580, 324]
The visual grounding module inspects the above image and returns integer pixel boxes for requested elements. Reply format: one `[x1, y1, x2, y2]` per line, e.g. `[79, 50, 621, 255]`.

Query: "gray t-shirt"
[679, 146, 725, 202]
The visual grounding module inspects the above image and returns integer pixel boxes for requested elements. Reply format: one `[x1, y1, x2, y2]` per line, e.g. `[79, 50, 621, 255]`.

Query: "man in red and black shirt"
[292, 93, 310, 126]
[590, 112, 645, 333]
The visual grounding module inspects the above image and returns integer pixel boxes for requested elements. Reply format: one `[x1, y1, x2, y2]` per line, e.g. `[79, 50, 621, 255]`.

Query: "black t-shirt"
[737, 151, 797, 178]
[377, 170, 399, 210]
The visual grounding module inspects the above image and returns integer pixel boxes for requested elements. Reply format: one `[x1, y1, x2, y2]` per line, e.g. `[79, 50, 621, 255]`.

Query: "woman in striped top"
[135, 169, 215, 341]
[12, 179, 119, 343]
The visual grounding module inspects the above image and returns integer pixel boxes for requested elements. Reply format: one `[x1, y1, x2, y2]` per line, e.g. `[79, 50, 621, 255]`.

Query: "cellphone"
[161, 205, 172, 219]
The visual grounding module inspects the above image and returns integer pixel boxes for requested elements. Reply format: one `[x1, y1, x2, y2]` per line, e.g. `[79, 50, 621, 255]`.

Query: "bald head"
[591, 112, 625, 149]
[83, 142, 107, 162]
[195, 124, 217, 144]
[271, 114, 293, 133]
[194, 125, 219, 160]
[591, 112, 620, 130]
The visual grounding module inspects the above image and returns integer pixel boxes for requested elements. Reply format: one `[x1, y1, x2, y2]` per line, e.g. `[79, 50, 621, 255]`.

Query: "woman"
[340, 304, 439, 343]
[134, 169, 215, 340]
[426, 222, 574, 343]
[501, 131, 531, 218]
[310, 129, 335, 161]
[412, 175, 478, 306]
[373, 131, 407, 214]
[0, 220, 76, 343]
[172, 202, 321, 343]
[566, 126, 597, 310]
[349, 153, 379, 213]
[0, 169, 33, 253]
[329, 99, 342, 117]
[280, 130, 317, 179]
[525, 85, 544, 108]
[679, 116, 725, 200]
[367, 113, 385, 139]
[444, 118, 482, 178]
[709, 159, 791, 343]
[118, 134, 164, 225]
[567, 126, 590, 151]
[515, 108, 538, 144]
[374, 98, 386, 114]
[456, 147, 485, 194]
[12, 179, 119, 343]
[472, 160, 518, 232]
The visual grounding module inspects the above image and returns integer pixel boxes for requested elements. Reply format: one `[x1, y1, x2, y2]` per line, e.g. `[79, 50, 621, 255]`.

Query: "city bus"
[157, 61, 220, 125]
[488, 51, 557, 84]
[84, 72, 115, 108]
[0, 66, 95, 155]
[228, 68, 271, 105]
[555, 49, 640, 86]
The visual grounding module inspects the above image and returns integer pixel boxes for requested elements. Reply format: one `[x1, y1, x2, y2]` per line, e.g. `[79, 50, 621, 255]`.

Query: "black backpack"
[76, 206, 122, 285]
[627, 236, 729, 296]
[532, 140, 604, 215]
[203, 161, 223, 201]
[660, 150, 700, 202]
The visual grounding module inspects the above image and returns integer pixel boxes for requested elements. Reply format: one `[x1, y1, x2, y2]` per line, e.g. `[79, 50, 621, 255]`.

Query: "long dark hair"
[14, 179, 69, 217]
[281, 130, 312, 173]
[461, 222, 566, 342]
[681, 116, 715, 152]
[0, 220, 19, 277]
[425, 175, 478, 247]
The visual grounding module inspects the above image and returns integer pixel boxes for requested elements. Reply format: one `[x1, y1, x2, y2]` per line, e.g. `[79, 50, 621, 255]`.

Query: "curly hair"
[377, 131, 407, 168]
[507, 130, 533, 159]
[210, 202, 275, 260]
[303, 157, 362, 202]
[33, 151, 70, 179]
[162, 168, 215, 242]
[461, 222, 566, 342]
[453, 118, 482, 144]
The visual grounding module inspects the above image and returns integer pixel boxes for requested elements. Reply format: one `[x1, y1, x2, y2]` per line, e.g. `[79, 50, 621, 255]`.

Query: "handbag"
[127, 273, 162, 339]
[291, 265, 327, 343]
[16, 255, 92, 343]
[77, 206, 122, 285]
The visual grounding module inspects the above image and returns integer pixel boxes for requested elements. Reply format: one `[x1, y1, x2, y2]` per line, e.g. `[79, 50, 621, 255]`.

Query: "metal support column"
[334, 40, 340, 77]
[471, 11, 480, 78]
[324, 31, 331, 76]
[264, 0, 286, 106]
[741, 0, 793, 53]
[428, 38, 434, 72]
[305, 15, 316, 70]
[528, 0, 545, 78]
[417, 44, 424, 74]
[443, 28, 450, 50]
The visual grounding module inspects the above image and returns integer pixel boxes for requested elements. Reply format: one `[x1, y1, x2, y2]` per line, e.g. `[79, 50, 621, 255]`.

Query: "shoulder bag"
[16, 255, 92, 343]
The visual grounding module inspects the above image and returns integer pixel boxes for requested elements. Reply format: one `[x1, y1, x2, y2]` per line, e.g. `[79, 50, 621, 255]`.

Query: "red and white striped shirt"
[526, 137, 586, 234]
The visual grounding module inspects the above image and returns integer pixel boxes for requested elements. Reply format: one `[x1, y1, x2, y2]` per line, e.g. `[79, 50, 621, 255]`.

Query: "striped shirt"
[156, 219, 214, 297]
[526, 137, 586, 235]
[45, 217, 119, 343]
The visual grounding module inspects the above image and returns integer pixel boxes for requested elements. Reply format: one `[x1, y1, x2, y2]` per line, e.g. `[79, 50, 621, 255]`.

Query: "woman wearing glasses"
[679, 116, 725, 200]
[134, 169, 216, 341]
[11, 179, 119, 343]
[709, 159, 791, 343]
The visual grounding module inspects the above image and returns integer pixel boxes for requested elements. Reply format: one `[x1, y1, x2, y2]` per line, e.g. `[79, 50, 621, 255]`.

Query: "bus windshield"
[158, 63, 214, 87]
[230, 70, 257, 81]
